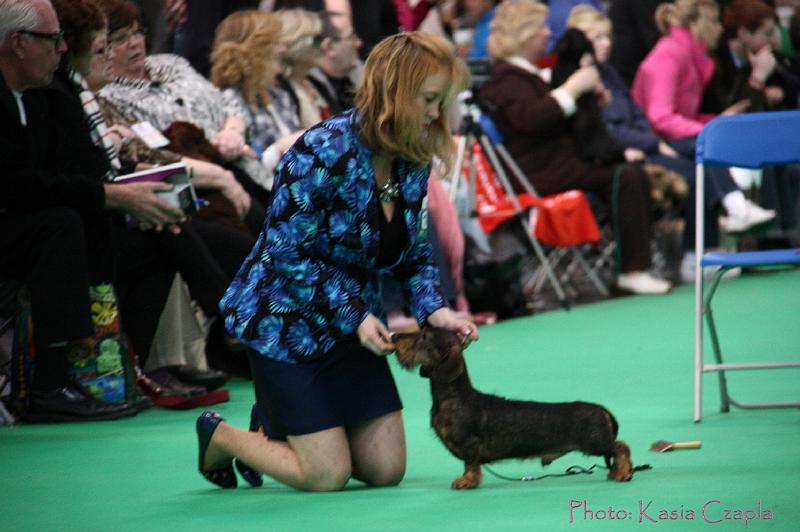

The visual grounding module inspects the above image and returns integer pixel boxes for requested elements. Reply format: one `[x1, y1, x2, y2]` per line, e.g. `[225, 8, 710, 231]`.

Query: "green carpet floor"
[2, 270, 798, 531]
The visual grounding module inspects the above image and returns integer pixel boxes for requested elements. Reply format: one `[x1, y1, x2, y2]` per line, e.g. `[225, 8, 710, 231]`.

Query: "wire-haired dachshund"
[394, 327, 634, 489]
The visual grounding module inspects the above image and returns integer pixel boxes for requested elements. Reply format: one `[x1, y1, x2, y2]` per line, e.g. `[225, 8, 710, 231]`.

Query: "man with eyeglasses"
[307, 11, 363, 115]
[0, 0, 134, 422]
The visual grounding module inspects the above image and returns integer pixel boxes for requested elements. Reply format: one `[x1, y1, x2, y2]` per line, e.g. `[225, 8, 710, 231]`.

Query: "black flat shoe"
[234, 405, 263, 487]
[196, 410, 237, 489]
[235, 459, 263, 487]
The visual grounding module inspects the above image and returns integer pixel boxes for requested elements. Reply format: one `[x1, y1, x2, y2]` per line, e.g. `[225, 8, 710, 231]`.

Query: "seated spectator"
[566, 4, 763, 282]
[447, 0, 498, 59]
[633, 0, 736, 140]
[546, 0, 606, 53]
[82, 12, 265, 262]
[1, 0, 174, 421]
[709, 0, 795, 112]
[275, 8, 328, 127]
[707, 0, 800, 234]
[51, 0, 235, 397]
[210, 9, 303, 191]
[307, 10, 362, 115]
[632, 0, 777, 259]
[480, 1, 671, 294]
[96, 0, 271, 205]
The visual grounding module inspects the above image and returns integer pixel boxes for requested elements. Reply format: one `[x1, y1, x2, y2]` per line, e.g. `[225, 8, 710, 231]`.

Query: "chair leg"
[521, 223, 570, 309]
[705, 304, 731, 413]
[703, 269, 731, 413]
[0, 397, 15, 426]
[569, 248, 609, 297]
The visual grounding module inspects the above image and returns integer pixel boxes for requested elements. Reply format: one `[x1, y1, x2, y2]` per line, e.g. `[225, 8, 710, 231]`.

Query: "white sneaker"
[617, 272, 672, 294]
[720, 200, 776, 233]
[680, 253, 742, 284]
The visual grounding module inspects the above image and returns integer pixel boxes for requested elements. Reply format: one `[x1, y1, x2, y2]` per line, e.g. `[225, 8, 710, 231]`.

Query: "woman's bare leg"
[347, 410, 406, 486]
[204, 423, 353, 491]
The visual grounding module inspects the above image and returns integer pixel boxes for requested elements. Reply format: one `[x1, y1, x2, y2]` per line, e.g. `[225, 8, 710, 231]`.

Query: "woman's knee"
[300, 462, 352, 492]
[361, 461, 406, 487]
[353, 451, 406, 487]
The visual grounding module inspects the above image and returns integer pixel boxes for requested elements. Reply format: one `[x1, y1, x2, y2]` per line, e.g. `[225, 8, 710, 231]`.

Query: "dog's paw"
[451, 475, 480, 489]
[607, 468, 633, 482]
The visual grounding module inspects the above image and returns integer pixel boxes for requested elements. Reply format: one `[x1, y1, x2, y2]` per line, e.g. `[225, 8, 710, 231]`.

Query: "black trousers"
[0, 209, 173, 385]
[0, 208, 94, 348]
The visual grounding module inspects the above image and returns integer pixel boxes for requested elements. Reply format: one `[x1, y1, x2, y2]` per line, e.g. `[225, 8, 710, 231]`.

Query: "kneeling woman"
[198, 32, 479, 492]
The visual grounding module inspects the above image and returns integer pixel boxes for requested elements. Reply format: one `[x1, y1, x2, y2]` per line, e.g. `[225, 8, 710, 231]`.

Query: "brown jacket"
[479, 60, 596, 196]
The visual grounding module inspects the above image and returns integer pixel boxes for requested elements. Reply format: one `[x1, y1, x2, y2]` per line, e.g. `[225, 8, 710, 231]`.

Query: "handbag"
[67, 283, 135, 404]
[10, 283, 136, 416]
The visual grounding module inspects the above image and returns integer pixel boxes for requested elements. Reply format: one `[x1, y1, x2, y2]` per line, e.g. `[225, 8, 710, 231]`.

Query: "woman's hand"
[165, 0, 187, 28]
[765, 85, 784, 106]
[212, 129, 246, 160]
[624, 148, 645, 163]
[218, 170, 251, 218]
[748, 46, 776, 85]
[596, 84, 612, 108]
[426, 307, 479, 347]
[562, 65, 600, 99]
[107, 124, 137, 159]
[658, 140, 679, 158]
[104, 182, 186, 233]
[721, 99, 750, 116]
[357, 313, 396, 356]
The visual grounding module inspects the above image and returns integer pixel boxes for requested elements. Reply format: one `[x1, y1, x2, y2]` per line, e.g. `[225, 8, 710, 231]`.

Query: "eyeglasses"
[18, 29, 64, 48]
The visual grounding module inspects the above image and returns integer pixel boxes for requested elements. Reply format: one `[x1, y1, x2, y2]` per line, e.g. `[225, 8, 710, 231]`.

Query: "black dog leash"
[483, 463, 652, 482]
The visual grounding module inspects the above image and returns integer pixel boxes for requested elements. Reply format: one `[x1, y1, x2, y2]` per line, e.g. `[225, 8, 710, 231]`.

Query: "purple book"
[114, 162, 198, 214]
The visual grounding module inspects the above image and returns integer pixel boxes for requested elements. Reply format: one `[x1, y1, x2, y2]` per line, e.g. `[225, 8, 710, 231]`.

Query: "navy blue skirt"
[247, 337, 403, 439]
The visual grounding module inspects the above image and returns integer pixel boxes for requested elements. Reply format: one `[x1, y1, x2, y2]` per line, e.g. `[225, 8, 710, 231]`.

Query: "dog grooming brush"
[649, 440, 702, 452]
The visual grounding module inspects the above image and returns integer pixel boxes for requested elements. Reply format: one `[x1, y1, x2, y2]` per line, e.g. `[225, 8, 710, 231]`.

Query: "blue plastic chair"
[693, 110, 800, 422]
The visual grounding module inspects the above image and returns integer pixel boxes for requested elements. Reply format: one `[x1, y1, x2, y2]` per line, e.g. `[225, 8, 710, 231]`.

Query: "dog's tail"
[606, 408, 619, 438]
[602, 409, 620, 469]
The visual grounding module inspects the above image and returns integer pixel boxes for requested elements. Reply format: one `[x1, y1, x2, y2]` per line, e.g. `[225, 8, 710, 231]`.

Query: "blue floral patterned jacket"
[220, 110, 446, 363]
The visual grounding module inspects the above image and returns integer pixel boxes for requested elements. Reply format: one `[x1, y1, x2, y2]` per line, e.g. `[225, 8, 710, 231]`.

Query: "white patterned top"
[221, 86, 301, 154]
[99, 54, 247, 141]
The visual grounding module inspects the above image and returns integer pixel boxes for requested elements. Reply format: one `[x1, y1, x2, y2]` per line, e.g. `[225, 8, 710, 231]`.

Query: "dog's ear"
[393, 331, 421, 369]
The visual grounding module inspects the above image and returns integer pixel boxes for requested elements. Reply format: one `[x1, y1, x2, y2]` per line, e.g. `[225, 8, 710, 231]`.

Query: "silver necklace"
[376, 158, 400, 202]
[377, 179, 400, 202]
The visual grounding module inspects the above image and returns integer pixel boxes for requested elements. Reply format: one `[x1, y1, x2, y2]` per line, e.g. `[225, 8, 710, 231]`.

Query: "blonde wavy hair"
[655, 0, 719, 34]
[277, 8, 322, 76]
[210, 10, 282, 109]
[566, 4, 611, 35]
[487, 0, 549, 60]
[355, 32, 468, 169]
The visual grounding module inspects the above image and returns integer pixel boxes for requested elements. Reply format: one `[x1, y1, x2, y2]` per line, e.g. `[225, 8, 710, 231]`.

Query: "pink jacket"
[631, 26, 717, 141]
